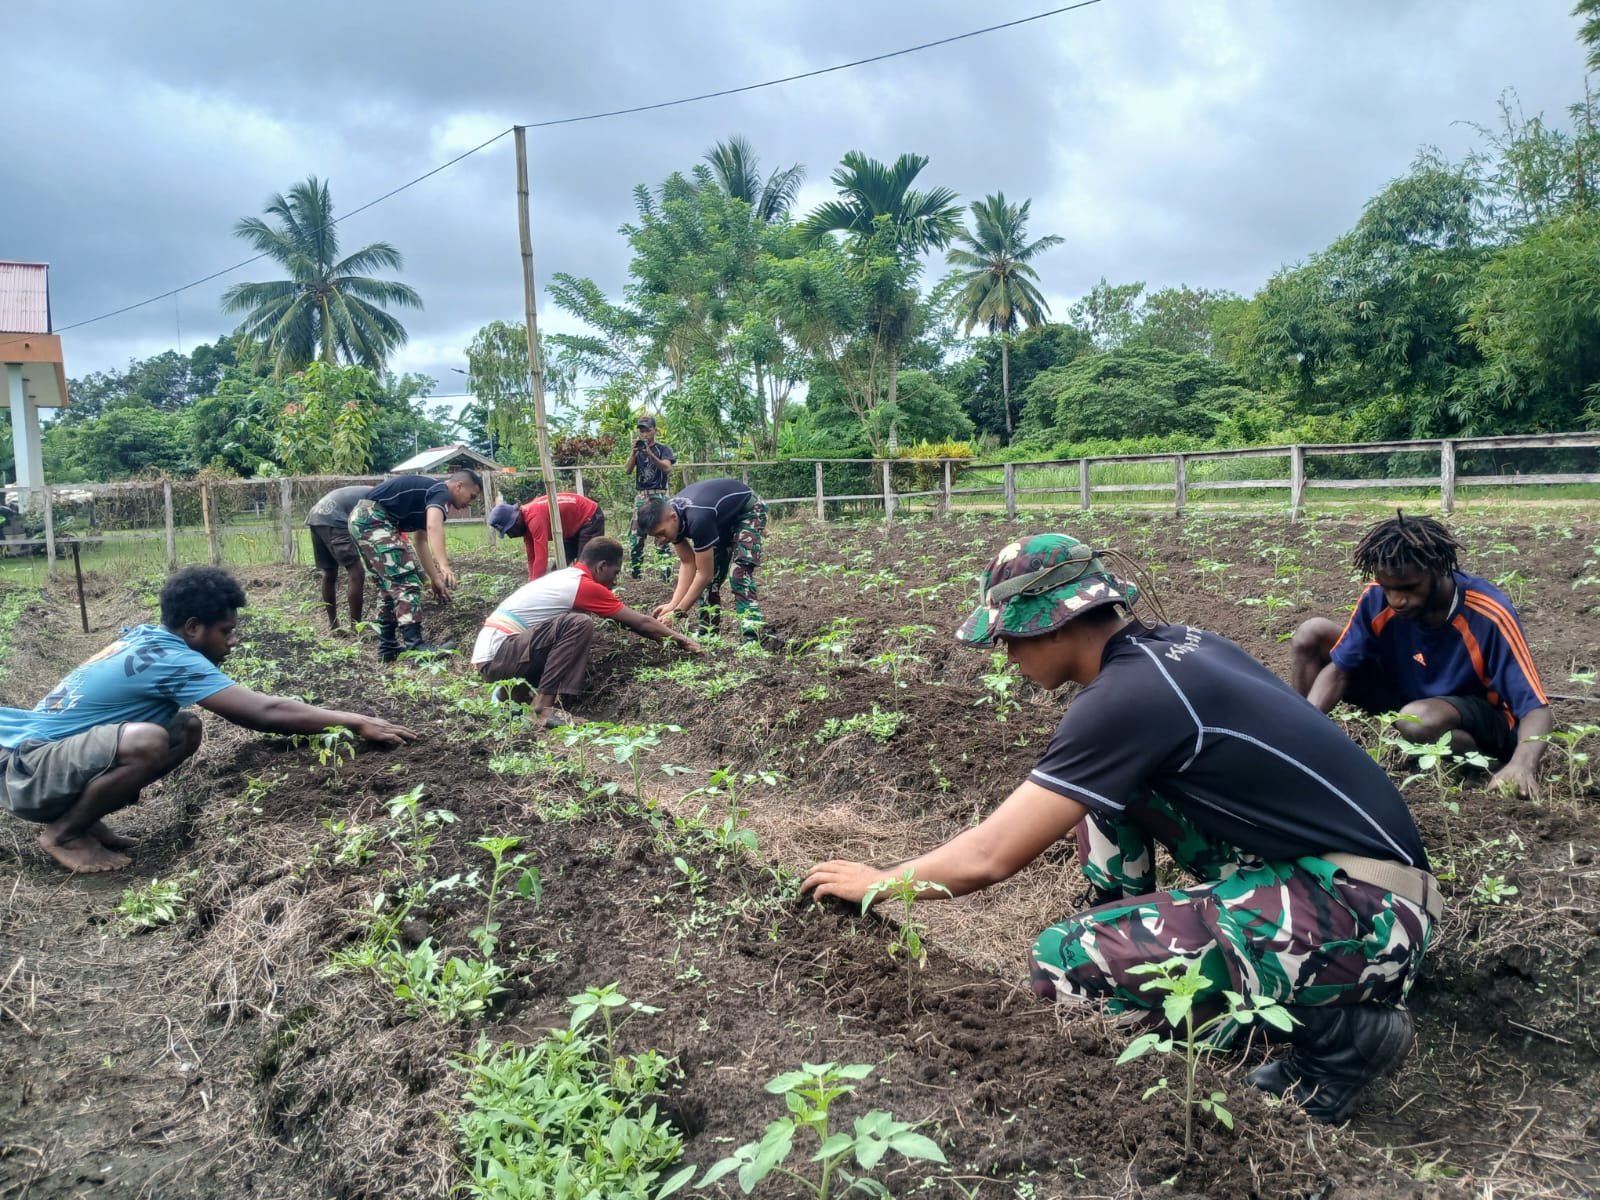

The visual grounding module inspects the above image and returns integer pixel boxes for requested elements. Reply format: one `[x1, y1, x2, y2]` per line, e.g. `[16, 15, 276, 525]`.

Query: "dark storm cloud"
[2, 0, 1585, 388]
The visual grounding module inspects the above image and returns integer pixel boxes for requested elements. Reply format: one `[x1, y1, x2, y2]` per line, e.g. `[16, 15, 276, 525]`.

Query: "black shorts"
[309, 522, 362, 571]
[1344, 663, 1518, 761]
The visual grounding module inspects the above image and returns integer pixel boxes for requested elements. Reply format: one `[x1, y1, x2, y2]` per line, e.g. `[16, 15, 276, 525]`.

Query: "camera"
[634, 439, 647, 451]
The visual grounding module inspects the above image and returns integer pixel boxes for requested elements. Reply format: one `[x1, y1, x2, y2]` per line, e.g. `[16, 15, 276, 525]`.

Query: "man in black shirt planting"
[803, 533, 1439, 1123]
[348, 471, 482, 661]
[304, 484, 371, 636]
[638, 476, 766, 640]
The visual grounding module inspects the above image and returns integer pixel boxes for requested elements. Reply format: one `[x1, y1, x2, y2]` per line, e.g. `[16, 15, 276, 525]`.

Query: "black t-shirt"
[1029, 622, 1428, 869]
[670, 478, 755, 552]
[367, 475, 451, 533]
[634, 441, 676, 491]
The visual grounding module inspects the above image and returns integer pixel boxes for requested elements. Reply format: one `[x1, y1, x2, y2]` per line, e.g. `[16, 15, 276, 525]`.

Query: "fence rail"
[6, 431, 1597, 578]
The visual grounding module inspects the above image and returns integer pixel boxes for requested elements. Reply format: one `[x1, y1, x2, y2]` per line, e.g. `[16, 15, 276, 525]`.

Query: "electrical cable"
[3, 0, 1109, 356]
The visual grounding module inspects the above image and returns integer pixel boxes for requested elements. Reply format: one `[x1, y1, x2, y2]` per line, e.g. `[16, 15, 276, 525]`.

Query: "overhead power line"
[17, 0, 1109, 354]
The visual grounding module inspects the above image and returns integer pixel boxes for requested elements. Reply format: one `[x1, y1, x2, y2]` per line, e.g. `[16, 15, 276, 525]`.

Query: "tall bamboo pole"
[515, 125, 566, 567]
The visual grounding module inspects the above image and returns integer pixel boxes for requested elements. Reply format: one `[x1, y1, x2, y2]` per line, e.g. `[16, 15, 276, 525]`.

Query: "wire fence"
[3, 431, 1596, 584]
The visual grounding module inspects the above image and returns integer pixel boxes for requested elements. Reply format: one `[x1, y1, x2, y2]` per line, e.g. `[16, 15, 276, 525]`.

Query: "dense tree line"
[21, 9, 1600, 484]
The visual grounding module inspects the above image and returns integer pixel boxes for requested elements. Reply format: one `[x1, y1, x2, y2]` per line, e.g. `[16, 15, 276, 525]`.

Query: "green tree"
[800, 151, 962, 450]
[941, 324, 1093, 441]
[1069, 278, 1146, 350]
[945, 193, 1063, 438]
[221, 177, 422, 378]
[704, 135, 805, 223]
[1137, 286, 1247, 358]
[46, 399, 193, 481]
[1019, 346, 1254, 445]
[270, 363, 381, 475]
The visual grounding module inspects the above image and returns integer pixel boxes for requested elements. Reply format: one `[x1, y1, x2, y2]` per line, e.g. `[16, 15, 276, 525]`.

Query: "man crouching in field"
[803, 534, 1440, 1123]
[0, 566, 416, 873]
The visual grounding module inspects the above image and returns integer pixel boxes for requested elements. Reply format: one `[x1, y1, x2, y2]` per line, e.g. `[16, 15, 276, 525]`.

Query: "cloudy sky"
[5, 0, 1588, 394]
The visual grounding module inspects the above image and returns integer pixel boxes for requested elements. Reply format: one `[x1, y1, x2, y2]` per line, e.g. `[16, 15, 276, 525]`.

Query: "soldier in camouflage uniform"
[803, 533, 1440, 1123]
[625, 415, 676, 581]
[638, 477, 767, 641]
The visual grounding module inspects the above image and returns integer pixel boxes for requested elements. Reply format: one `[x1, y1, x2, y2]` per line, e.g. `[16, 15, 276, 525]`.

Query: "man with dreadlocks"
[1292, 511, 1551, 798]
[804, 533, 1438, 1123]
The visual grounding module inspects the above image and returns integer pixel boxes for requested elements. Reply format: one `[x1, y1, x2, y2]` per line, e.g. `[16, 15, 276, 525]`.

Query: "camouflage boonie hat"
[955, 533, 1137, 647]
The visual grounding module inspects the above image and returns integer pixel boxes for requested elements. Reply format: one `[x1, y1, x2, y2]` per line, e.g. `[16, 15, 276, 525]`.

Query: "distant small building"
[388, 443, 504, 476]
[0, 262, 68, 495]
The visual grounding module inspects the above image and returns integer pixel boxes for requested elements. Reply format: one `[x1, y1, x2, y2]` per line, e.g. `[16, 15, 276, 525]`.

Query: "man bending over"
[1291, 511, 1551, 797]
[0, 566, 415, 873]
[803, 534, 1438, 1123]
[471, 537, 700, 729]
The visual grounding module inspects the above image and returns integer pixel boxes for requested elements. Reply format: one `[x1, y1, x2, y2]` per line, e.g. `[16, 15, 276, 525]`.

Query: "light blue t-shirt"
[0, 624, 235, 750]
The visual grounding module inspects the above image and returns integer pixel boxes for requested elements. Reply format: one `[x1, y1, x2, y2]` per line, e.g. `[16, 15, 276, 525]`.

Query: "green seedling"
[379, 939, 507, 1022]
[1531, 724, 1600, 805]
[568, 982, 663, 1090]
[696, 1061, 946, 1198]
[1116, 957, 1294, 1156]
[594, 723, 682, 808]
[1471, 875, 1519, 906]
[975, 650, 1021, 721]
[298, 724, 356, 769]
[815, 707, 906, 745]
[862, 869, 953, 1015]
[470, 836, 542, 956]
[322, 817, 378, 866]
[113, 870, 200, 933]
[384, 782, 457, 855]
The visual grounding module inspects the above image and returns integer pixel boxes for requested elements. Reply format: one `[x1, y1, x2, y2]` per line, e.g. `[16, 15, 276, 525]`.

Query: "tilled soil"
[2, 509, 1597, 1199]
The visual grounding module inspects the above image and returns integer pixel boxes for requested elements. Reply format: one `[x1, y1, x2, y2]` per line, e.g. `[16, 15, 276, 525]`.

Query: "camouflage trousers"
[702, 500, 766, 638]
[349, 500, 423, 628]
[1029, 791, 1433, 1041]
[630, 490, 672, 576]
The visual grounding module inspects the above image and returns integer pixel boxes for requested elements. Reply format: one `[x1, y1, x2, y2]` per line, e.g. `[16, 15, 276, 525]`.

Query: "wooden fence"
[8, 431, 1598, 578]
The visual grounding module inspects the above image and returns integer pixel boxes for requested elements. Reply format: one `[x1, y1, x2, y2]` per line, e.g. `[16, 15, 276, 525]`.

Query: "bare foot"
[89, 821, 139, 852]
[38, 830, 132, 873]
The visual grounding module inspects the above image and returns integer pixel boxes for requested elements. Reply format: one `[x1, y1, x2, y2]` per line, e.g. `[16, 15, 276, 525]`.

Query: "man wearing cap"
[470, 537, 701, 728]
[489, 492, 606, 581]
[802, 533, 1438, 1124]
[304, 484, 371, 636]
[637, 477, 767, 640]
[625, 416, 676, 580]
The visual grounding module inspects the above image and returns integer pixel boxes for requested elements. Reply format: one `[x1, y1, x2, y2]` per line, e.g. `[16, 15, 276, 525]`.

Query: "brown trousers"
[476, 613, 595, 695]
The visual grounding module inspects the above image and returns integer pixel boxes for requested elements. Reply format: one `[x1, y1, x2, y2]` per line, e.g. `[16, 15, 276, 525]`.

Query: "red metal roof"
[0, 262, 51, 334]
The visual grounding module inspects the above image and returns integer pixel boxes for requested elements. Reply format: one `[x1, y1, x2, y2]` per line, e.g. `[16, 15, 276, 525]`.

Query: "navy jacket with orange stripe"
[1330, 571, 1548, 728]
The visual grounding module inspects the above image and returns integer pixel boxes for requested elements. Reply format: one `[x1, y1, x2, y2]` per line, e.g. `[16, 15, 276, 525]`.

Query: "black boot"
[1247, 1003, 1414, 1123]
[377, 619, 400, 664]
[398, 623, 455, 657]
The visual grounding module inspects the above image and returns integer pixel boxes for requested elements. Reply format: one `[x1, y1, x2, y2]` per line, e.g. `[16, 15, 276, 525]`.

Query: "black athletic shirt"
[1028, 622, 1428, 869]
[669, 478, 755, 552]
[367, 475, 452, 533]
[634, 441, 676, 491]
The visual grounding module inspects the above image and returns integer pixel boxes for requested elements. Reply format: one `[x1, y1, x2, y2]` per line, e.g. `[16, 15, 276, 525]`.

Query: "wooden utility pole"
[514, 125, 566, 567]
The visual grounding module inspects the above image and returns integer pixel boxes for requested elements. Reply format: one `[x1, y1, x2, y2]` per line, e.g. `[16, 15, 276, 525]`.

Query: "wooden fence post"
[1173, 453, 1187, 514]
[202, 483, 221, 565]
[1078, 458, 1090, 510]
[941, 459, 952, 515]
[814, 461, 825, 522]
[573, 467, 585, 496]
[881, 460, 894, 526]
[1003, 463, 1017, 521]
[1440, 439, 1456, 515]
[280, 478, 295, 564]
[42, 487, 56, 580]
[1289, 445, 1306, 519]
[163, 480, 177, 571]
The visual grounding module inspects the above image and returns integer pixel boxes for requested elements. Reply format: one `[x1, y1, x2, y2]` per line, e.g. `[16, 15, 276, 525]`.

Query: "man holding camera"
[625, 415, 676, 580]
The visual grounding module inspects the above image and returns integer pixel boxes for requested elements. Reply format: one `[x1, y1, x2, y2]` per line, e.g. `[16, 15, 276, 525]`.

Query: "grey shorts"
[0, 724, 124, 823]
[308, 521, 362, 571]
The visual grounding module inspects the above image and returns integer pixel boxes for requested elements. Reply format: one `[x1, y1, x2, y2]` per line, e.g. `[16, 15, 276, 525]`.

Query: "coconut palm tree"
[801, 152, 962, 428]
[704, 136, 806, 223]
[947, 193, 1063, 437]
[221, 177, 422, 378]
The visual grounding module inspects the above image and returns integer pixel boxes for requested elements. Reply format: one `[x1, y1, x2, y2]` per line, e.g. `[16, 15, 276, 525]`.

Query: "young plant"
[1471, 875, 1519, 906]
[696, 1062, 946, 1198]
[1116, 958, 1294, 1157]
[470, 836, 542, 956]
[595, 723, 683, 809]
[302, 724, 357, 768]
[861, 869, 953, 1014]
[815, 707, 906, 746]
[974, 650, 1021, 721]
[568, 982, 663, 1089]
[113, 870, 200, 933]
[322, 816, 379, 867]
[384, 782, 458, 855]
[379, 940, 508, 1022]
[1531, 724, 1600, 805]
